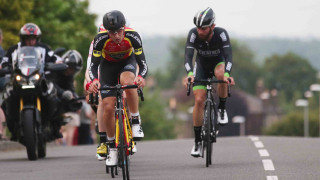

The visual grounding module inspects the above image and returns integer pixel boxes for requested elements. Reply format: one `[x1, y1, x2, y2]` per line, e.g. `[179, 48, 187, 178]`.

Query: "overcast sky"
[89, 0, 320, 39]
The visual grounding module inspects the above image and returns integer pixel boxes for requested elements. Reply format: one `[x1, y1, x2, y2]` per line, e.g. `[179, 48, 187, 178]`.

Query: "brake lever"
[138, 87, 144, 101]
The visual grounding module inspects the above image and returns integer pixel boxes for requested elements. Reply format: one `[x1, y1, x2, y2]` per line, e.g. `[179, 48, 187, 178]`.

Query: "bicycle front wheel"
[204, 103, 213, 167]
[118, 110, 130, 180]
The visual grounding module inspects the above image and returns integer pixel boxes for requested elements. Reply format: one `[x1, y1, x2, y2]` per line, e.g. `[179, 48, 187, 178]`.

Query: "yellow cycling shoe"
[96, 143, 107, 160]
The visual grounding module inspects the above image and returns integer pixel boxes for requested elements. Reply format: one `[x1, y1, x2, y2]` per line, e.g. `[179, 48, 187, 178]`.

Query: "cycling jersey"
[184, 27, 233, 77]
[89, 27, 148, 81]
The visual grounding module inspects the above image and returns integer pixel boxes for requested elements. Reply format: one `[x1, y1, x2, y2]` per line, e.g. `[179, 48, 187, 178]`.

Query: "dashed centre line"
[267, 176, 278, 180]
[254, 141, 264, 148]
[259, 149, 270, 157]
[262, 159, 275, 170]
[249, 136, 278, 180]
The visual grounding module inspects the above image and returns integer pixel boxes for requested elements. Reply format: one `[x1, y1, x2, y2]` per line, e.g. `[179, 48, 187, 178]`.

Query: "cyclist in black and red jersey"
[88, 10, 148, 166]
[183, 7, 235, 157]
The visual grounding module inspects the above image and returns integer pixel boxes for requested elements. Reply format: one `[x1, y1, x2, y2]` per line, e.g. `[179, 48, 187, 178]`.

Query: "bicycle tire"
[118, 110, 130, 180]
[205, 102, 212, 167]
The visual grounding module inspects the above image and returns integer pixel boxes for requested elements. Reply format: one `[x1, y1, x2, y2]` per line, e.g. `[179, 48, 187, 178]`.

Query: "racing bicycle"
[187, 77, 231, 167]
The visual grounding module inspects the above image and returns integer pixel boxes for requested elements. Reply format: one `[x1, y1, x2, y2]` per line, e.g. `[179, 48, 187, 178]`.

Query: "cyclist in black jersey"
[183, 7, 235, 157]
[88, 10, 148, 166]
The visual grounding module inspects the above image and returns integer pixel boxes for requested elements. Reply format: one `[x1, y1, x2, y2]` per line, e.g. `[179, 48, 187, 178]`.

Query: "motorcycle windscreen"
[17, 47, 42, 76]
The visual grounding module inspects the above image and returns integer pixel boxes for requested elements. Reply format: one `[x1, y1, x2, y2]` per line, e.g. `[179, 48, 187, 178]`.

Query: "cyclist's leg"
[97, 95, 106, 135]
[120, 71, 138, 113]
[191, 61, 207, 157]
[102, 97, 116, 141]
[99, 60, 120, 166]
[102, 96, 118, 166]
[214, 61, 229, 124]
[96, 94, 108, 160]
[119, 55, 144, 139]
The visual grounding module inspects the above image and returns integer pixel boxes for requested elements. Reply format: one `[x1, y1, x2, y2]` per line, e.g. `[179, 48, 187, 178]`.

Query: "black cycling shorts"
[193, 56, 225, 90]
[99, 54, 137, 98]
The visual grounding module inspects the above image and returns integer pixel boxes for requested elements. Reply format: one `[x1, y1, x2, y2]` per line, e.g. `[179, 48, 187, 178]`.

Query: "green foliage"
[139, 88, 177, 140]
[154, 37, 186, 89]
[0, 0, 97, 95]
[263, 110, 319, 137]
[30, 0, 97, 50]
[263, 52, 317, 102]
[0, 0, 34, 49]
[242, 38, 320, 71]
[29, 0, 97, 95]
[230, 40, 261, 94]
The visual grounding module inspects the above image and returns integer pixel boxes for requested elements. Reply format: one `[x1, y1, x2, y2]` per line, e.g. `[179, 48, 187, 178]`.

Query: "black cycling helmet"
[193, 7, 215, 28]
[103, 10, 126, 31]
[20, 23, 42, 43]
[62, 50, 83, 75]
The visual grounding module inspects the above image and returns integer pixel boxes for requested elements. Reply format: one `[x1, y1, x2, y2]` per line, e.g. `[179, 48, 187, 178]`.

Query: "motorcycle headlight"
[30, 73, 41, 84]
[15, 75, 28, 85]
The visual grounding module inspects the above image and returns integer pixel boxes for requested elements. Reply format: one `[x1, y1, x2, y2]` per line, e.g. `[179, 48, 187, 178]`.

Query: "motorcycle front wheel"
[22, 109, 38, 161]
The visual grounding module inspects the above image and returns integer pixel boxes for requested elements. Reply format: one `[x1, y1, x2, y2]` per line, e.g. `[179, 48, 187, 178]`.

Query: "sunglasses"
[108, 27, 124, 35]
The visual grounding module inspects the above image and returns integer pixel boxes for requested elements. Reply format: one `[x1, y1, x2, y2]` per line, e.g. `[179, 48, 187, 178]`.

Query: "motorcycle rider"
[50, 50, 83, 131]
[0, 23, 63, 139]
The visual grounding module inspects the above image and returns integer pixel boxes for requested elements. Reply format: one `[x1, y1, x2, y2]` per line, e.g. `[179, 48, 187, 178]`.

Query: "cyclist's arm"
[219, 28, 233, 77]
[89, 34, 106, 81]
[85, 40, 94, 83]
[185, 29, 197, 77]
[130, 31, 148, 78]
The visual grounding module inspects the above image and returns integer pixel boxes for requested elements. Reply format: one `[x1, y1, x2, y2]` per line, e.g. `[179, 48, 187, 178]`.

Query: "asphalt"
[0, 140, 58, 152]
[0, 140, 24, 152]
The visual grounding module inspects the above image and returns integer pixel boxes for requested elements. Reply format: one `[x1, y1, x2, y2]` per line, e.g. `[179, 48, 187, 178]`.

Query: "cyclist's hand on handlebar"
[89, 79, 100, 93]
[184, 75, 194, 89]
[134, 75, 146, 88]
[224, 76, 235, 86]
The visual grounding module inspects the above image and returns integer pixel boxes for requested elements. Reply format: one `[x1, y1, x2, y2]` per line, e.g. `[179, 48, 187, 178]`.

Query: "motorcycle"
[0, 46, 67, 160]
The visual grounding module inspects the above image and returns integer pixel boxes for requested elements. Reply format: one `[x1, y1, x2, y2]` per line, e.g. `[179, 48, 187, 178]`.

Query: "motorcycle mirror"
[45, 63, 68, 72]
[54, 47, 66, 56]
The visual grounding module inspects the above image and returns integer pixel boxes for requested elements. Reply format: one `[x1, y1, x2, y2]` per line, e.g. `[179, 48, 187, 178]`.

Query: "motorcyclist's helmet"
[20, 23, 42, 44]
[62, 50, 83, 75]
[193, 7, 215, 28]
[103, 10, 126, 31]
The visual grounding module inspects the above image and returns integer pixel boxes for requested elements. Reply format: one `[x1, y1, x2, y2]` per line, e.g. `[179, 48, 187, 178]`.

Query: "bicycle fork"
[115, 109, 131, 156]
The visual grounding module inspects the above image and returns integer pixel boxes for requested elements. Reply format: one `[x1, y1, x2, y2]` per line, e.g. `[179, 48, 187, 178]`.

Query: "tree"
[0, 0, 34, 49]
[263, 110, 319, 137]
[0, 0, 97, 94]
[154, 37, 186, 89]
[263, 52, 317, 102]
[139, 88, 177, 140]
[30, 0, 97, 94]
[230, 40, 262, 94]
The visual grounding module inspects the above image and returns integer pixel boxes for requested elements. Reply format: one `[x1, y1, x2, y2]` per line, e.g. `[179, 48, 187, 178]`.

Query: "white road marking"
[267, 176, 278, 180]
[249, 137, 277, 179]
[259, 149, 270, 157]
[262, 159, 275, 170]
[254, 141, 264, 148]
[249, 136, 259, 141]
